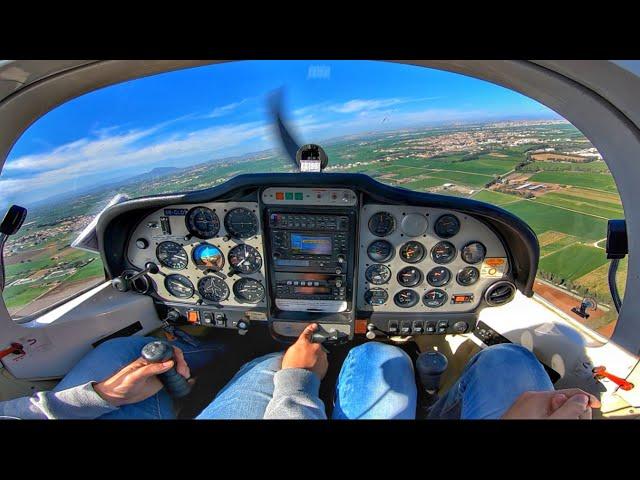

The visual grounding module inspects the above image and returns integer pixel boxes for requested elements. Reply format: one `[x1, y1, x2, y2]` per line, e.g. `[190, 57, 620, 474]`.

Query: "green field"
[471, 190, 521, 206]
[538, 192, 623, 219]
[529, 171, 617, 193]
[3, 283, 50, 310]
[65, 258, 104, 283]
[540, 234, 579, 256]
[502, 200, 608, 241]
[539, 244, 609, 282]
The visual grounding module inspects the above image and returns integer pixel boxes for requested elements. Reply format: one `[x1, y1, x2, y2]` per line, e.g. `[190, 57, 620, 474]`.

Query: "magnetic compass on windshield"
[368, 212, 396, 237]
[399, 241, 425, 263]
[156, 241, 188, 269]
[367, 240, 394, 263]
[228, 244, 262, 274]
[233, 278, 265, 303]
[185, 206, 220, 239]
[164, 274, 194, 299]
[431, 241, 456, 264]
[192, 243, 225, 271]
[224, 208, 259, 239]
[197, 276, 229, 303]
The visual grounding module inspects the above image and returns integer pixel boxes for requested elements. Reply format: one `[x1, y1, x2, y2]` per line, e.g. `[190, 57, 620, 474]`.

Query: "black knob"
[416, 351, 448, 394]
[144, 262, 159, 275]
[141, 341, 191, 398]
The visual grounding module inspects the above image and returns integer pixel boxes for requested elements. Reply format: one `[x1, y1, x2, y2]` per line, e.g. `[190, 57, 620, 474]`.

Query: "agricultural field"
[538, 244, 609, 283]
[528, 171, 618, 193]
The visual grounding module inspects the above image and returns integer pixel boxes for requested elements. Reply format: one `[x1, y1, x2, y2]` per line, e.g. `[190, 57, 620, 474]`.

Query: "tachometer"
[185, 206, 220, 239]
[224, 208, 258, 239]
[399, 241, 425, 263]
[457, 266, 480, 286]
[197, 276, 229, 303]
[423, 289, 448, 308]
[164, 274, 194, 299]
[365, 264, 392, 285]
[431, 241, 456, 264]
[461, 241, 486, 264]
[364, 288, 388, 306]
[397, 266, 423, 287]
[434, 214, 460, 239]
[192, 243, 225, 271]
[394, 289, 419, 308]
[156, 241, 188, 269]
[368, 212, 396, 237]
[367, 240, 394, 263]
[233, 278, 265, 303]
[228, 244, 262, 274]
[427, 266, 451, 287]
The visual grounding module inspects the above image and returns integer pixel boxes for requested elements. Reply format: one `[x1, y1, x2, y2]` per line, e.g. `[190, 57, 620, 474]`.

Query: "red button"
[275, 192, 284, 200]
[187, 310, 199, 324]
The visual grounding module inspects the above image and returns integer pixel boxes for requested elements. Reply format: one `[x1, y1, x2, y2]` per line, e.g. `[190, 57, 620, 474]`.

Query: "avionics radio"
[268, 212, 354, 312]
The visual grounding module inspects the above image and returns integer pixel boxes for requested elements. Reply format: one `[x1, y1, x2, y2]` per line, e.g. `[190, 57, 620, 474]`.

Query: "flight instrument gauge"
[224, 208, 259, 239]
[197, 276, 229, 303]
[461, 241, 487, 264]
[423, 289, 448, 308]
[397, 266, 423, 287]
[457, 266, 480, 286]
[434, 214, 460, 239]
[431, 241, 456, 264]
[233, 278, 265, 303]
[394, 289, 419, 308]
[399, 241, 425, 263]
[164, 274, 194, 299]
[185, 206, 220, 239]
[367, 240, 394, 263]
[427, 266, 451, 287]
[192, 243, 225, 271]
[228, 244, 263, 274]
[156, 241, 189, 269]
[368, 212, 396, 237]
[365, 264, 392, 285]
[364, 288, 388, 306]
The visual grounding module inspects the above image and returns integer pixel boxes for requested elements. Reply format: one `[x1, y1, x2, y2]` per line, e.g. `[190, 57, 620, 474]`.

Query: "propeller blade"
[269, 88, 302, 170]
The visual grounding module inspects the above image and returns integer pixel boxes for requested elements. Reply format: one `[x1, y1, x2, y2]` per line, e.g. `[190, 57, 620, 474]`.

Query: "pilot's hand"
[94, 346, 192, 407]
[501, 388, 601, 419]
[281, 323, 329, 380]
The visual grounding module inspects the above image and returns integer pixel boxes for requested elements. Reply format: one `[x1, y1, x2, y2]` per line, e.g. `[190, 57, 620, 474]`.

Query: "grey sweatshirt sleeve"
[264, 368, 327, 419]
[0, 382, 118, 420]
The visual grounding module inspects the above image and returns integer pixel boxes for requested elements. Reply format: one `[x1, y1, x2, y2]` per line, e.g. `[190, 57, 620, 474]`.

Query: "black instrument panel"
[101, 173, 536, 339]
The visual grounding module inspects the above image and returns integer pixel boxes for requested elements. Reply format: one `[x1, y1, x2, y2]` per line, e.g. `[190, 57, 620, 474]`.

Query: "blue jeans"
[198, 342, 553, 419]
[54, 335, 226, 419]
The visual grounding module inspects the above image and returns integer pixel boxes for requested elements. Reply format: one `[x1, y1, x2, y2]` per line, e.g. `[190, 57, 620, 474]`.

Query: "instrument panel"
[357, 204, 510, 314]
[111, 176, 528, 340]
[127, 202, 267, 309]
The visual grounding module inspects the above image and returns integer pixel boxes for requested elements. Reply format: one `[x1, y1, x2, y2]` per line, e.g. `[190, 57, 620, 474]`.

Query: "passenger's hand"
[501, 388, 601, 419]
[94, 346, 191, 407]
[281, 323, 329, 380]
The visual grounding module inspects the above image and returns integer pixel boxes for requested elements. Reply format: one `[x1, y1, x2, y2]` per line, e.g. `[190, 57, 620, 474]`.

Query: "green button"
[285, 192, 293, 200]
[294, 192, 303, 200]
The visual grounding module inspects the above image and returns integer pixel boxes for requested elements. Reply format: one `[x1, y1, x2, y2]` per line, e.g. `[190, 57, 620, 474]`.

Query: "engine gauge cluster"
[358, 204, 511, 315]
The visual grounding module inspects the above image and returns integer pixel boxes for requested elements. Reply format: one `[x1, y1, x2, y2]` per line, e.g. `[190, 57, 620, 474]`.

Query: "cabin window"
[0, 61, 626, 336]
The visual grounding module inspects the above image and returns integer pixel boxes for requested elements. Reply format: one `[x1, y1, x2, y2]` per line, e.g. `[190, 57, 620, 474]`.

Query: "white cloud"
[205, 97, 255, 119]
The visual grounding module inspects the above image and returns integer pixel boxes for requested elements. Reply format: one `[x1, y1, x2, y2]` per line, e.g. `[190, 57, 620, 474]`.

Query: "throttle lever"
[310, 328, 348, 345]
[112, 262, 159, 292]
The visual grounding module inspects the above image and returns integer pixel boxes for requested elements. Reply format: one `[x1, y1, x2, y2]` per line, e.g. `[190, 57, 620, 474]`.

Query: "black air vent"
[485, 281, 516, 307]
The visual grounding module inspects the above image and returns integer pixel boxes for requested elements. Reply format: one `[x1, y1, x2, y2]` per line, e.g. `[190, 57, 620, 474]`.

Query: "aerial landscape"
[2, 120, 625, 337]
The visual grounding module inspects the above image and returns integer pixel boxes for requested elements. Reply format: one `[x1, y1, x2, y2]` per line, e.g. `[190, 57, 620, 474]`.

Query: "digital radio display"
[294, 286, 331, 295]
[290, 233, 332, 255]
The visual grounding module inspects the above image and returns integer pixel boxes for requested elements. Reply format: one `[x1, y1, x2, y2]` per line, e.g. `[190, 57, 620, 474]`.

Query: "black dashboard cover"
[96, 173, 539, 297]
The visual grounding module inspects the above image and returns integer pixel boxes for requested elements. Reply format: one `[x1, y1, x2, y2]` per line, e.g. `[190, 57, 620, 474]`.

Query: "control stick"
[140, 340, 192, 398]
[416, 350, 448, 396]
[112, 262, 159, 292]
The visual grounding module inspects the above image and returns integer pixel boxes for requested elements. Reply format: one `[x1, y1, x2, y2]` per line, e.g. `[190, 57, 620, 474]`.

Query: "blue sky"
[0, 60, 560, 206]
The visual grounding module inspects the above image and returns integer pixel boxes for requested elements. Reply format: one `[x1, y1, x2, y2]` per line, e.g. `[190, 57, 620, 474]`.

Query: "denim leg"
[332, 342, 417, 420]
[428, 343, 554, 419]
[54, 335, 226, 420]
[196, 351, 284, 419]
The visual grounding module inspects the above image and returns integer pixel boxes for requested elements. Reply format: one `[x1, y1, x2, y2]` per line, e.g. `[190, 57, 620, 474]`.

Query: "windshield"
[0, 60, 625, 338]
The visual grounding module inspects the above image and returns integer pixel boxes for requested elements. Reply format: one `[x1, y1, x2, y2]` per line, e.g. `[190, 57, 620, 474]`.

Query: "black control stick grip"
[141, 340, 191, 398]
[416, 351, 448, 394]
